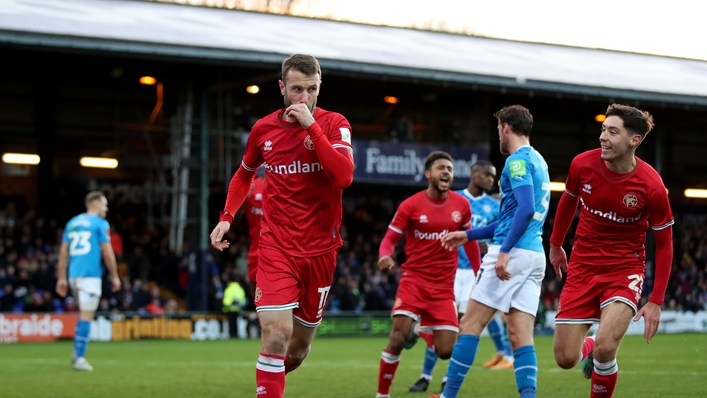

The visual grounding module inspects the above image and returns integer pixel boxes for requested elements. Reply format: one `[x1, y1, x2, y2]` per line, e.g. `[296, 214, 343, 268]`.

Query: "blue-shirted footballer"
[56, 191, 120, 371]
[435, 105, 550, 398]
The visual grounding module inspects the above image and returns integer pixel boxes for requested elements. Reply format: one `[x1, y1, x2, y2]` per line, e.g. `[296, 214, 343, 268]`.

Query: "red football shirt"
[240, 107, 353, 256]
[388, 190, 472, 288]
[244, 176, 265, 266]
[565, 149, 674, 267]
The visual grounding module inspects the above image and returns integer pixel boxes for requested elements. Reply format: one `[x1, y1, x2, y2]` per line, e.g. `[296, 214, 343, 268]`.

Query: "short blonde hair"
[85, 191, 105, 208]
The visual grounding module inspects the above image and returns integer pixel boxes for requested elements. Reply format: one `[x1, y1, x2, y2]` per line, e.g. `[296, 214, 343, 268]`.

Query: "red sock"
[420, 331, 434, 348]
[581, 336, 596, 362]
[256, 353, 286, 397]
[285, 346, 311, 374]
[590, 359, 618, 397]
[378, 350, 401, 395]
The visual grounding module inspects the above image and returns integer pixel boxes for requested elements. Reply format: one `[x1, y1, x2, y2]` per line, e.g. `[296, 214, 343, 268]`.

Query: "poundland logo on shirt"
[580, 198, 642, 223]
[414, 229, 449, 240]
[264, 161, 322, 175]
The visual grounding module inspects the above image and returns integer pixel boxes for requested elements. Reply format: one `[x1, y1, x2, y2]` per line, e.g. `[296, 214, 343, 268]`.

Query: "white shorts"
[470, 245, 545, 316]
[454, 268, 476, 314]
[69, 277, 102, 311]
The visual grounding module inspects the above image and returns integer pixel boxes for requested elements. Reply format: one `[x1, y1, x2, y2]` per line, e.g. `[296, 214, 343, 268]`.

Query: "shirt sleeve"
[564, 154, 582, 197]
[388, 200, 410, 235]
[648, 179, 674, 231]
[241, 123, 265, 172]
[507, 155, 534, 190]
[98, 220, 111, 243]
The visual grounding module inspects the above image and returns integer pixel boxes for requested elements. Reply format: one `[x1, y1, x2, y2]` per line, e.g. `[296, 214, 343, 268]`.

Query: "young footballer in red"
[375, 151, 480, 398]
[210, 54, 354, 398]
[550, 104, 674, 398]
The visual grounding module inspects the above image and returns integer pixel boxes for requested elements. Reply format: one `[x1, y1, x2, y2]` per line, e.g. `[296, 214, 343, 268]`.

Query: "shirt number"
[317, 286, 331, 318]
[68, 231, 92, 256]
[533, 182, 551, 221]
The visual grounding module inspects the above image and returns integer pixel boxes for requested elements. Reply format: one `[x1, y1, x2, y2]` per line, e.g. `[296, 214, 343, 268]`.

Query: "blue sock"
[74, 320, 91, 359]
[441, 334, 479, 398]
[501, 321, 513, 357]
[487, 317, 505, 355]
[513, 345, 537, 398]
[422, 346, 438, 378]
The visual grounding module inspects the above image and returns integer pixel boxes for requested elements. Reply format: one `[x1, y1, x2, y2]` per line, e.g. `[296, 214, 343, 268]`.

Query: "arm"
[465, 222, 497, 242]
[549, 191, 579, 247]
[648, 226, 674, 306]
[378, 228, 403, 270]
[220, 166, 258, 224]
[307, 123, 354, 189]
[499, 184, 535, 253]
[55, 242, 69, 297]
[463, 239, 481, 273]
[101, 242, 121, 292]
[210, 165, 257, 250]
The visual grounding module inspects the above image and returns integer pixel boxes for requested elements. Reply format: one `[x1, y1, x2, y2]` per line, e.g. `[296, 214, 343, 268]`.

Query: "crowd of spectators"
[2, 190, 707, 318]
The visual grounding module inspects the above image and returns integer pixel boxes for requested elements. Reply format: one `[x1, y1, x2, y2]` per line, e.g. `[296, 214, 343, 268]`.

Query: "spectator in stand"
[110, 225, 124, 260]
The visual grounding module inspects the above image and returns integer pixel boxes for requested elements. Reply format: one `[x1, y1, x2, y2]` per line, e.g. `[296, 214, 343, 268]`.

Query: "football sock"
[284, 345, 310, 374]
[513, 345, 538, 398]
[421, 346, 438, 379]
[590, 358, 618, 397]
[576, 335, 596, 366]
[440, 334, 480, 398]
[377, 350, 401, 395]
[74, 320, 91, 359]
[487, 317, 506, 355]
[256, 353, 286, 398]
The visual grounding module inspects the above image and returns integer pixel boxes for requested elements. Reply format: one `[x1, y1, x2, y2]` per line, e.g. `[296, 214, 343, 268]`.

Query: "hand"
[494, 252, 511, 280]
[634, 302, 661, 343]
[441, 231, 469, 251]
[549, 244, 568, 279]
[56, 278, 68, 298]
[111, 275, 121, 293]
[378, 255, 394, 271]
[210, 221, 231, 251]
[285, 103, 315, 129]
[478, 241, 489, 254]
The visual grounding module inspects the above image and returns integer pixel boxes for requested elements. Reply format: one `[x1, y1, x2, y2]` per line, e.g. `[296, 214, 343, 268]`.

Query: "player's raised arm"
[306, 121, 354, 189]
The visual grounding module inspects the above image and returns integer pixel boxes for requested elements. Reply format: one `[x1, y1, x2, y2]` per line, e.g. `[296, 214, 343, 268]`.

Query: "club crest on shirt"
[451, 211, 462, 222]
[303, 135, 315, 150]
[393, 298, 402, 309]
[254, 286, 262, 303]
[623, 193, 638, 208]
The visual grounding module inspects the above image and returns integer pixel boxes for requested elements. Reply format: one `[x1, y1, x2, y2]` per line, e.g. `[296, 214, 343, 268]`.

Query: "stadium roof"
[2, 0, 707, 106]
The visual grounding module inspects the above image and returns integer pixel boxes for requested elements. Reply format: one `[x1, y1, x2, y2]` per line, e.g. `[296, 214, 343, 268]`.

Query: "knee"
[593, 341, 617, 362]
[387, 330, 408, 353]
[261, 322, 292, 353]
[554, 349, 578, 370]
[435, 346, 453, 360]
[287, 344, 310, 364]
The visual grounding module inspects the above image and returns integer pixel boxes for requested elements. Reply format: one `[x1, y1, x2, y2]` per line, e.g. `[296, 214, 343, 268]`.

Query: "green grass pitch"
[1, 333, 705, 397]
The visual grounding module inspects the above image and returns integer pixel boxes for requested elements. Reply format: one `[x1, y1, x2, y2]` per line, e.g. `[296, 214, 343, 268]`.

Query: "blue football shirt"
[63, 213, 110, 278]
[456, 190, 500, 269]
[493, 146, 550, 253]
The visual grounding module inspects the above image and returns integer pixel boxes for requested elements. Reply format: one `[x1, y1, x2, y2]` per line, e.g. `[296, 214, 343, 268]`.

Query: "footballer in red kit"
[244, 175, 265, 290]
[209, 54, 354, 398]
[375, 151, 480, 398]
[555, 148, 673, 322]
[550, 104, 674, 398]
